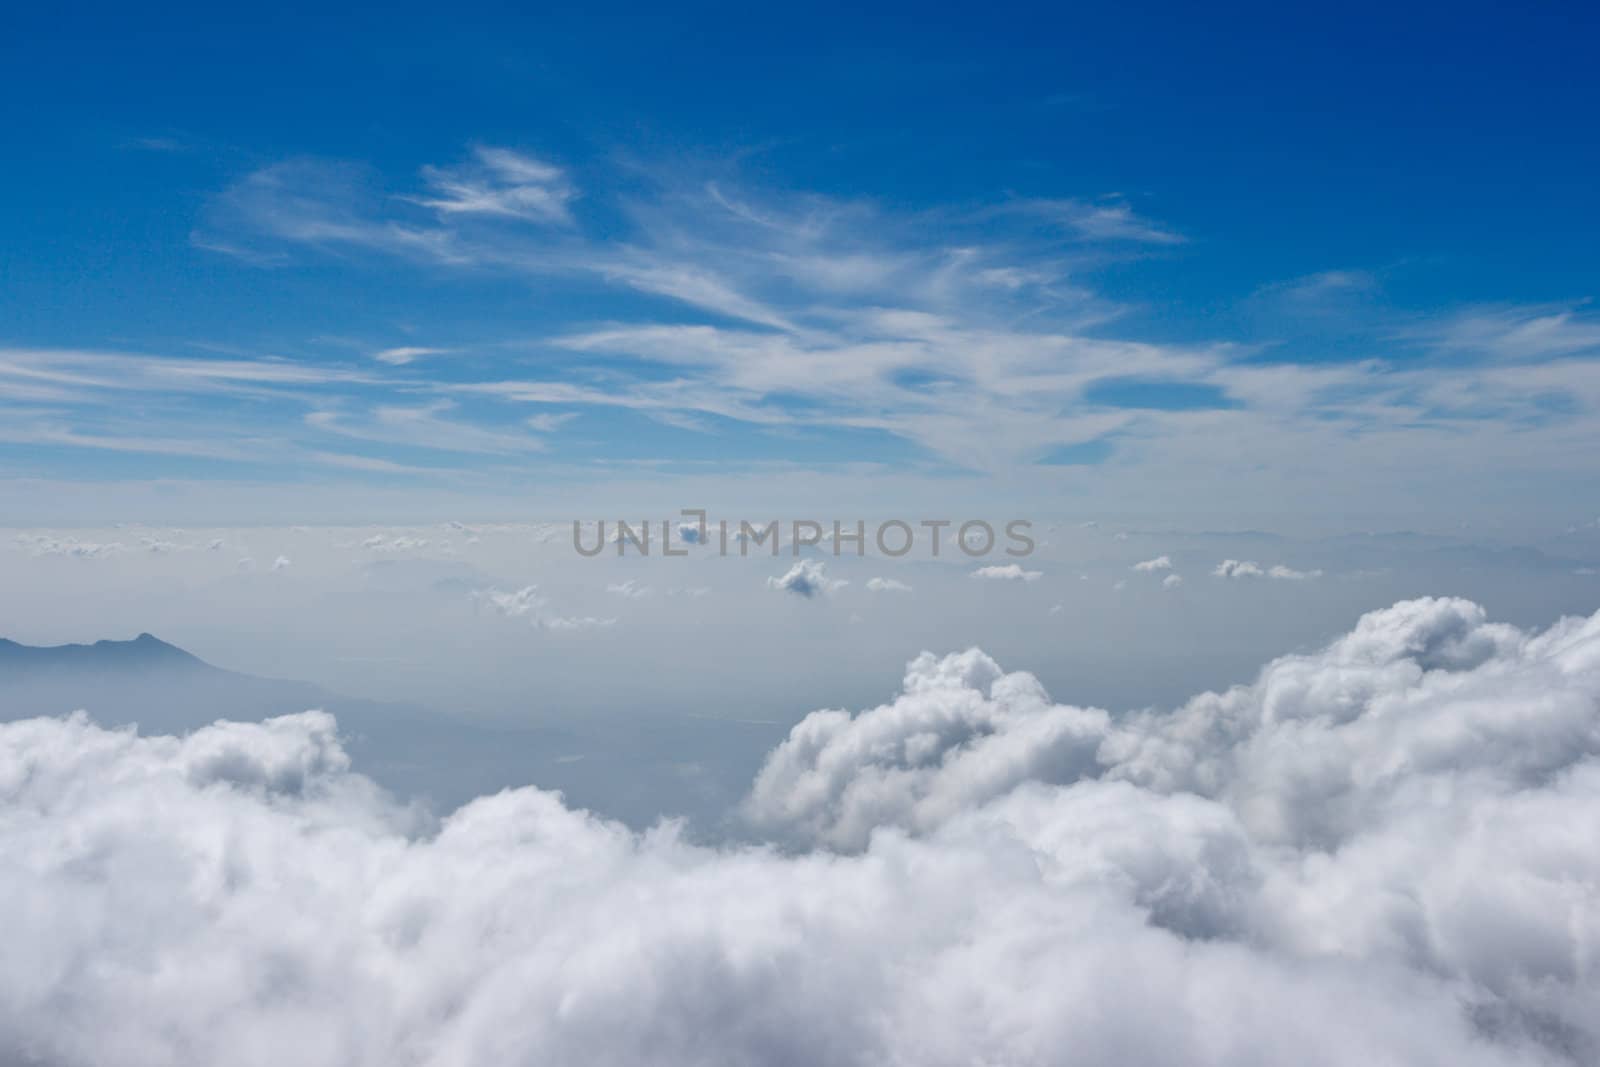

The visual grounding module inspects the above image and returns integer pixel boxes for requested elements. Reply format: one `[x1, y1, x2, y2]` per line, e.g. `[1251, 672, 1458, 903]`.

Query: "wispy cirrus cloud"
[408, 146, 577, 224]
[7, 144, 1600, 515]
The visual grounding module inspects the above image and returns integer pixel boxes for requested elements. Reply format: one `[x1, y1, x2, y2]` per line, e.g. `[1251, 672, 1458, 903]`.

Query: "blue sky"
[3, 2, 1599, 527]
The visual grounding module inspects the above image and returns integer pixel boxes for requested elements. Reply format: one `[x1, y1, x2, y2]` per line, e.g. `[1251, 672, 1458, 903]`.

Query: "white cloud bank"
[3, 597, 1599, 1065]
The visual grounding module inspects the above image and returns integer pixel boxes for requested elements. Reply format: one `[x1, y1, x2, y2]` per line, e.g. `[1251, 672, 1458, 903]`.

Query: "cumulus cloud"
[1133, 555, 1172, 571]
[1213, 559, 1322, 580]
[1162, 573, 1184, 588]
[605, 578, 652, 599]
[740, 596, 1600, 1060]
[473, 585, 546, 617]
[866, 577, 913, 593]
[270, 555, 292, 572]
[767, 559, 845, 598]
[970, 564, 1042, 582]
[4, 597, 1600, 1065]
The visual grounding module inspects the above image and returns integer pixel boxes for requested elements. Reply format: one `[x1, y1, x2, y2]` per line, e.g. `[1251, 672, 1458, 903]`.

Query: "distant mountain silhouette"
[0, 632, 567, 815]
[0, 632, 210, 674]
[0, 632, 772, 830]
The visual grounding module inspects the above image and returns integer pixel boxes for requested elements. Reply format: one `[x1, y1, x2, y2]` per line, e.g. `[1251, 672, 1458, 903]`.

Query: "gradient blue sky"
[3, 2, 1599, 528]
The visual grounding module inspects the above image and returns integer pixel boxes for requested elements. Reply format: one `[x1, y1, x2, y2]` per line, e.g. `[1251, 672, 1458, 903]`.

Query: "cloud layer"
[3, 597, 1599, 1064]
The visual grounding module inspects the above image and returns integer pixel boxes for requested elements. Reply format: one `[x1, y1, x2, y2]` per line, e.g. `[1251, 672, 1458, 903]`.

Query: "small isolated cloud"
[767, 559, 846, 599]
[362, 534, 430, 552]
[373, 346, 450, 365]
[1049, 603, 1065, 615]
[474, 585, 546, 618]
[1006, 196, 1185, 245]
[1133, 555, 1172, 572]
[866, 577, 913, 593]
[970, 564, 1042, 582]
[411, 146, 577, 224]
[1213, 559, 1323, 580]
[14, 534, 126, 559]
[540, 616, 617, 631]
[606, 579, 652, 599]
[524, 412, 580, 433]
[270, 555, 291, 572]
[1162, 574, 1184, 588]
[473, 586, 614, 630]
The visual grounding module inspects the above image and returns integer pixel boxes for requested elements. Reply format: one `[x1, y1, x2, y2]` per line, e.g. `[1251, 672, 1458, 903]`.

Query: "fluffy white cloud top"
[1214, 559, 1322, 580]
[969, 564, 1042, 582]
[766, 559, 845, 598]
[865, 577, 914, 593]
[1133, 555, 1172, 571]
[2, 597, 1598, 1065]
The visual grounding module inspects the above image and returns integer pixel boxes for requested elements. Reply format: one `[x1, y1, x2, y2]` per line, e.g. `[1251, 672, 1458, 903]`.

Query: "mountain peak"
[0, 633, 210, 674]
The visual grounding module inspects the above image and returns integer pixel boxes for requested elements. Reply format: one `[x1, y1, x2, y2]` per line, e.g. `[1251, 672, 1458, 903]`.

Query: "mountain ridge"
[0, 632, 212, 673]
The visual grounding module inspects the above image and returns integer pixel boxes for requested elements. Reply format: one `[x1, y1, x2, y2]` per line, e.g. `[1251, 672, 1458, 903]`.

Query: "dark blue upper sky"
[8, 1, 1597, 330]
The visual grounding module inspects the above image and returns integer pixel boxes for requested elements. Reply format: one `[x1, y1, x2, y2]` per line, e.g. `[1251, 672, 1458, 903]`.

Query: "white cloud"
[270, 555, 292, 572]
[523, 412, 579, 433]
[1002, 196, 1186, 245]
[767, 559, 845, 599]
[1213, 559, 1322, 580]
[606, 579, 652, 599]
[361, 534, 430, 552]
[411, 146, 577, 224]
[473, 585, 545, 617]
[866, 577, 913, 593]
[471, 586, 614, 631]
[20, 148, 1595, 502]
[1162, 574, 1184, 588]
[1133, 555, 1172, 572]
[5, 596, 1600, 1064]
[970, 564, 1042, 582]
[13, 533, 126, 558]
[373, 346, 450, 365]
